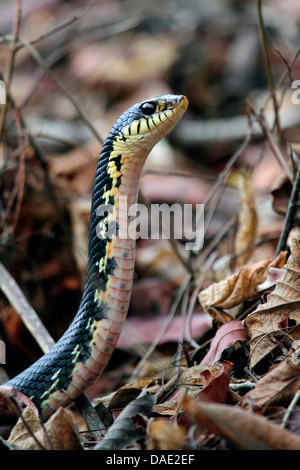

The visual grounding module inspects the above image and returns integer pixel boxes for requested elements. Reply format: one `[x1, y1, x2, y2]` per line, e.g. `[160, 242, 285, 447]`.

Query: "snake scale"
[5, 94, 188, 420]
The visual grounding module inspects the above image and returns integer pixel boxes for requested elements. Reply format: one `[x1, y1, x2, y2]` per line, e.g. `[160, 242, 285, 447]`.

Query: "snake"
[5, 94, 188, 420]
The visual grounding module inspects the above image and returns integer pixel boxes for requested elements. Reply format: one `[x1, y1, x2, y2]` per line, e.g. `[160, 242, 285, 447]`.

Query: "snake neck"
[80, 136, 148, 332]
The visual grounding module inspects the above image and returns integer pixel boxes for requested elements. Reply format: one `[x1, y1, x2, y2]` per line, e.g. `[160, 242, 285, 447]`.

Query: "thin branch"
[276, 155, 300, 256]
[280, 389, 300, 430]
[247, 101, 293, 182]
[74, 393, 105, 443]
[18, 36, 103, 144]
[256, 0, 281, 140]
[0, 262, 55, 354]
[15, 0, 99, 52]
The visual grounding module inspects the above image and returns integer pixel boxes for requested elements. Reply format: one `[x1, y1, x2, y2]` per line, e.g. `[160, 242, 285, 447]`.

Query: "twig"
[18, 36, 103, 144]
[229, 380, 256, 391]
[256, 0, 281, 140]
[280, 389, 300, 429]
[15, 0, 99, 52]
[0, 262, 55, 354]
[20, 17, 139, 109]
[74, 393, 105, 443]
[276, 156, 300, 256]
[175, 288, 189, 374]
[255, 110, 293, 182]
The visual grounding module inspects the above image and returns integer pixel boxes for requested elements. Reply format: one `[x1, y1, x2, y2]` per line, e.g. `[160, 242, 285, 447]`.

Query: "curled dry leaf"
[148, 418, 186, 450]
[198, 251, 286, 311]
[241, 357, 300, 410]
[234, 173, 258, 267]
[200, 320, 248, 365]
[183, 396, 300, 450]
[244, 238, 300, 368]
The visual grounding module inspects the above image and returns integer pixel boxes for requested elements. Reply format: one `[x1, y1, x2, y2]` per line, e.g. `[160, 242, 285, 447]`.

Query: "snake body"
[5, 94, 188, 419]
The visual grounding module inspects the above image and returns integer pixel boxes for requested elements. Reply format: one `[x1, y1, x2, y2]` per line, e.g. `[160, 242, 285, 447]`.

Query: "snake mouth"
[172, 95, 189, 113]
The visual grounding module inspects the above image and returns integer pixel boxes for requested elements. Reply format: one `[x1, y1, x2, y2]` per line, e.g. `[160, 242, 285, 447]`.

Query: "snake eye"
[140, 101, 157, 116]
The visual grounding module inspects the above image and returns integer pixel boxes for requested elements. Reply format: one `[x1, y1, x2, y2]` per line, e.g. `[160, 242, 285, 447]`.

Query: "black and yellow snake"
[5, 94, 188, 420]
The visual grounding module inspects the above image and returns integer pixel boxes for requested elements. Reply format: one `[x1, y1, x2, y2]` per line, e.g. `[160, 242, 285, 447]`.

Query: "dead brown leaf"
[199, 251, 286, 311]
[183, 396, 300, 450]
[241, 357, 300, 409]
[244, 238, 300, 368]
[8, 406, 43, 449]
[8, 406, 82, 450]
[234, 173, 258, 267]
[148, 418, 186, 450]
[0, 385, 39, 440]
[200, 320, 248, 365]
[199, 360, 234, 404]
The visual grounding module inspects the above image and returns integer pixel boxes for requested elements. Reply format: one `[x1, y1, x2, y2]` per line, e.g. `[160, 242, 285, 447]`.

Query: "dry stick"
[18, 36, 103, 145]
[15, 0, 99, 52]
[276, 157, 300, 256]
[20, 17, 139, 109]
[280, 389, 300, 430]
[252, 108, 293, 182]
[0, 262, 55, 354]
[74, 393, 105, 443]
[175, 287, 189, 375]
[256, 0, 281, 141]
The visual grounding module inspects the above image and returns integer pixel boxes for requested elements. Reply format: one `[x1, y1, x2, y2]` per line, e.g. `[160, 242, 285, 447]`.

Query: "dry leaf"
[148, 419, 186, 450]
[8, 407, 43, 448]
[200, 320, 248, 365]
[199, 360, 234, 404]
[183, 396, 300, 450]
[8, 407, 82, 450]
[234, 173, 258, 266]
[199, 251, 286, 311]
[244, 238, 300, 368]
[0, 386, 39, 440]
[95, 389, 156, 450]
[241, 357, 300, 409]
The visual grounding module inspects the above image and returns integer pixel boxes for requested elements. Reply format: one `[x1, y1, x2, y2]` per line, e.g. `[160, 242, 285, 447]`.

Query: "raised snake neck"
[5, 94, 188, 420]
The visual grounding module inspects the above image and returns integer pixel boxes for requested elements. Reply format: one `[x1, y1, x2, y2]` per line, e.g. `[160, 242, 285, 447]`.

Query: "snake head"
[112, 94, 188, 152]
